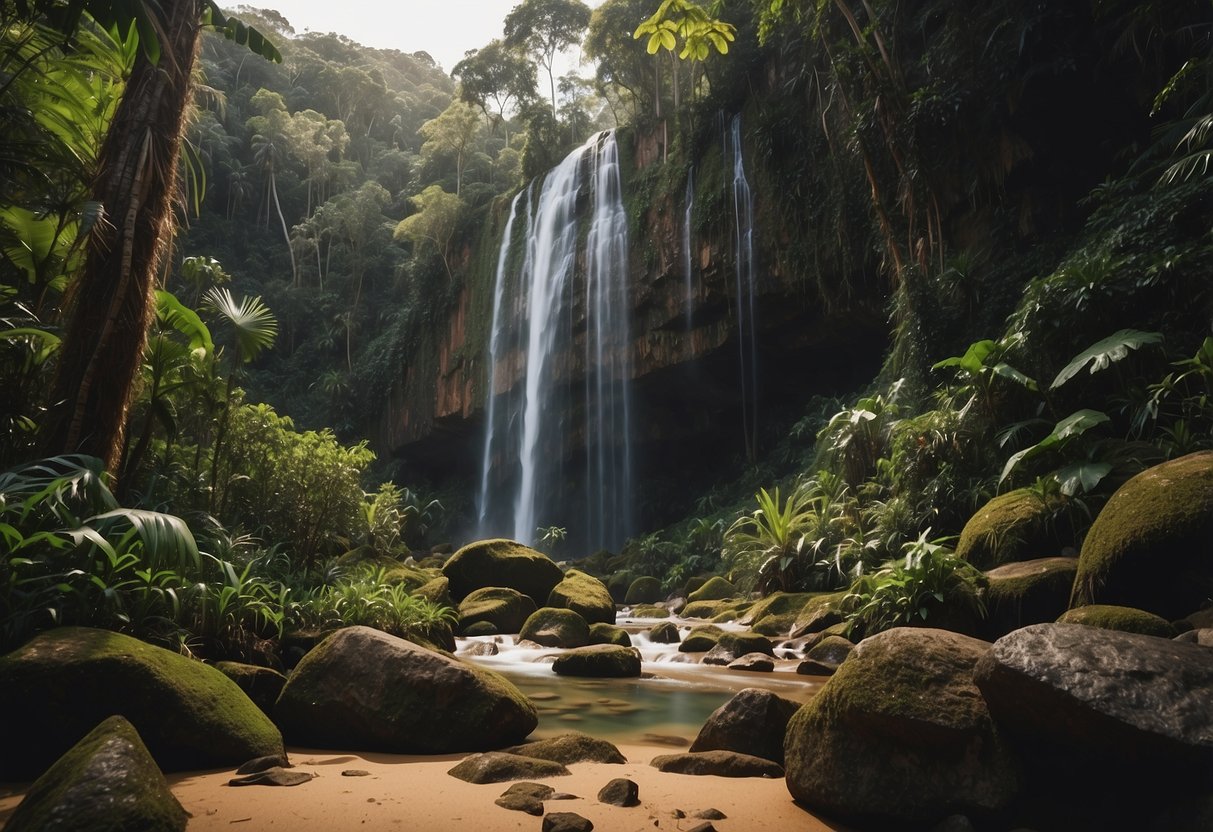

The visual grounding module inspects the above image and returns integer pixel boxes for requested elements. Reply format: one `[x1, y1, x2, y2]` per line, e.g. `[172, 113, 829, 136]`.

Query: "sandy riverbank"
[0, 742, 846, 831]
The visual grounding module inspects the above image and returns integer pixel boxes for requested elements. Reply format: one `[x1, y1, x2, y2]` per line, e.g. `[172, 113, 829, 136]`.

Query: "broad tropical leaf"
[1051, 329, 1163, 389]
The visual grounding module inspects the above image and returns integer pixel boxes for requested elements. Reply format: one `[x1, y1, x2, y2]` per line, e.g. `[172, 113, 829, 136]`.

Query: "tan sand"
[1, 743, 847, 831]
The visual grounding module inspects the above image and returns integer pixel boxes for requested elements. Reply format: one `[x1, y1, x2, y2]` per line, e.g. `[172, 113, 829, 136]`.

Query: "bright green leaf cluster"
[633, 0, 736, 61]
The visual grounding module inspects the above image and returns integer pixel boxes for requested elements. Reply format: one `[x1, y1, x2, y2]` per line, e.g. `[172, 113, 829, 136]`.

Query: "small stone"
[650, 750, 784, 778]
[228, 767, 314, 787]
[549, 792, 578, 800]
[795, 658, 837, 676]
[692, 808, 727, 819]
[597, 777, 639, 807]
[495, 794, 544, 815]
[543, 811, 594, 832]
[641, 734, 689, 747]
[727, 653, 774, 672]
[341, 769, 371, 777]
[671, 809, 686, 818]
[460, 641, 499, 657]
[500, 782, 556, 800]
[687, 823, 716, 832]
[236, 754, 292, 774]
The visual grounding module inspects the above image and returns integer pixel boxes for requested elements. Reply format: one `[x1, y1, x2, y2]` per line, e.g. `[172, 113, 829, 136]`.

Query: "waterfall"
[728, 114, 759, 459]
[479, 130, 634, 552]
[683, 168, 695, 327]
[476, 188, 525, 531]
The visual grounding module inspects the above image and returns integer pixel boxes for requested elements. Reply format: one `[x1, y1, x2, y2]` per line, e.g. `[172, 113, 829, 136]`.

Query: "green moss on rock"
[588, 623, 632, 647]
[459, 587, 538, 635]
[678, 624, 725, 652]
[442, 539, 564, 604]
[519, 607, 591, 648]
[956, 489, 1070, 570]
[1072, 452, 1213, 620]
[1057, 604, 1177, 638]
[784, 628, 1020, 824]
[790, 593, 848, 637]
[0, 627, 284, 780]
[682, 599, 738, 619]
[414, 576, 453, 608]
[4, 716, 187, 832]
[624, 576, 663, 604]
[742, 592, 814, 636]
[547, 569, 616, 625]
[629, 604, 669, 618]
[688, 576, 736, 602]
[275, 626, 537, 753]
[606, 571, 634, 604]
[552, 645, 642, 677]
[983, 557, 1079, 639]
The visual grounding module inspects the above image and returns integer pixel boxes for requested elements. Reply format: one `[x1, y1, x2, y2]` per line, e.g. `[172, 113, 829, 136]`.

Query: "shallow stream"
[457, 614, 824, 744]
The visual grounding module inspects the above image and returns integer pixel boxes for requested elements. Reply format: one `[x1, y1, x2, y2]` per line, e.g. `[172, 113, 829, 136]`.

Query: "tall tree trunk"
[43, 0, 204, 474]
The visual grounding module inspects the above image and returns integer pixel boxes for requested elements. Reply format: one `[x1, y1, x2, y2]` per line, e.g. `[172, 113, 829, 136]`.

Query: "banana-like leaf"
[1000, 409, 1110, 483]
[1053, 461, 1113, 496]
[154, 289, 213, 352]
[1050, 329, 1163, 389]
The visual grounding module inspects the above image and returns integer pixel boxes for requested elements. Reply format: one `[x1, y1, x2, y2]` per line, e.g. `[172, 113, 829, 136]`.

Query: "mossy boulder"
[688, 576, 736, 602]
[790, 592, 848, 637]
[710, 602, 752, 623]
[805, 635, 854, 667]
[519, 607, 590, 648]
[956, 488, 1070, 570]
[551, 645, 642, 677]
[606, 571, 634, 604]
[0, 627, 284, 780]
[678, 624, 725, 652]
[4, 716, 187, 832]
[682, 599, 737, 619]
[442, 539, 564, 604]
[629, 604, 669, 618]
[458, 586, 538, 635]
[275, 626, 536, 753]
[1072, 452, 1213, 620]
[624, 576, 663, 604]
[983, 557, 1079, 640]
[1057, 604, 1177, 638]
[648, 622, 681, 644]
[547, 569, 616, 625]
[215, 662, 287, 717]
[784, 628, 1019, 825]
[414, 575, 453, 608]
[741, 592, 815, 636]
[703, 631, 774, 665]
[447, 752, 569, 784]
[588, 622, 632, 647]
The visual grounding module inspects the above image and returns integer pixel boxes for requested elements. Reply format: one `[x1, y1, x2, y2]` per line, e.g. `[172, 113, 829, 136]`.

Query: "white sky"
[254, 0, 601, 77]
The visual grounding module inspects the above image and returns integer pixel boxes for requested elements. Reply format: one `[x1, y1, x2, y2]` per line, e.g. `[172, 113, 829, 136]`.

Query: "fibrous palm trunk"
[44, 0, 204, 474]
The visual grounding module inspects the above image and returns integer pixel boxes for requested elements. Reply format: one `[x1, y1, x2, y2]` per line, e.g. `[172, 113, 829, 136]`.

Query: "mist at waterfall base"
[477, 131, 634, 554]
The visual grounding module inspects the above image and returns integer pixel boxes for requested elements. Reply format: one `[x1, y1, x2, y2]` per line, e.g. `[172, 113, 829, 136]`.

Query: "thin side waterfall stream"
[728, 114, 759, 459]
[684, 167, 695, 327]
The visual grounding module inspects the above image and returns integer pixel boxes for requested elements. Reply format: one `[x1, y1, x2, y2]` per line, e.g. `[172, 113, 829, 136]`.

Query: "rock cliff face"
[375, 124, 886, 538]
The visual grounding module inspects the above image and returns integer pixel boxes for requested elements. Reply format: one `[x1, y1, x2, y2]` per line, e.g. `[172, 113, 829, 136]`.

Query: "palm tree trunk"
[43, 0, 204, 474]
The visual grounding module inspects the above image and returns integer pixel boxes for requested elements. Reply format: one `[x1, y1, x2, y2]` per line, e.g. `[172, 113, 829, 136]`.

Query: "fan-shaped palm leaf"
[202, 286, 277, 363]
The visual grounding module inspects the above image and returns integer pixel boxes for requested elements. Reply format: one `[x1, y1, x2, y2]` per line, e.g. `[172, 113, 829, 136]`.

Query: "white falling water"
[683, 168, 695, 327]
[476, 189, 525, 530]
[729, 114, 759, 459]
[478, 131, 634, 552]
[583, 133, 633, 550]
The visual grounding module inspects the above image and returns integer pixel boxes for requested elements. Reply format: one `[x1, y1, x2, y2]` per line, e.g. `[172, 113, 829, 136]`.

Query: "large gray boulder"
[0, 627, 284, 779]
[689, 688, 800, 764]
[275, 626, 536, 753]
[4, 715, 187, 832]
[784, 628, 1019, 826]
[975, 623, 1213, 765]
[975, 623, 1213, 829]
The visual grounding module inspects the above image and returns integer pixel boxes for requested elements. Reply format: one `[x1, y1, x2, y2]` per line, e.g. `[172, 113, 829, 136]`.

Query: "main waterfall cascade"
[477, 131, 634, 552]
